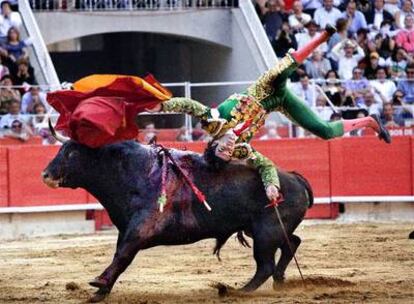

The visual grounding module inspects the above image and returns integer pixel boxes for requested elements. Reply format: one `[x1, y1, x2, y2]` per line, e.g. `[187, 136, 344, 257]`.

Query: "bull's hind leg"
[273, 234, 301, 286]
[241, 222, 278, 292]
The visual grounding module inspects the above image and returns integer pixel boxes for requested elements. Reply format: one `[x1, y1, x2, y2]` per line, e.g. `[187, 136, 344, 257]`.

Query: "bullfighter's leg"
[272, 234, 301, 286]
[241, 220, 279, 292]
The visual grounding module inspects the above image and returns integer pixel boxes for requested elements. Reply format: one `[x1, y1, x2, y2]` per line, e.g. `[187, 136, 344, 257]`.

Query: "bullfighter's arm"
[161, 97, 210, 120]
[248, 150, 280, 191]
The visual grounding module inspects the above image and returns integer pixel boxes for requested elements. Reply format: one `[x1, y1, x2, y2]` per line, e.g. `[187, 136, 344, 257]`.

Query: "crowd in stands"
[255, 0, 414, 128]
[0, 1, 53, 143]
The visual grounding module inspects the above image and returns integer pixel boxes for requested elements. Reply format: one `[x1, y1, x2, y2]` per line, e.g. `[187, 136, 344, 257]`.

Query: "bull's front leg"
[89, 229, 141, 303]
[88, 210, 169, 303]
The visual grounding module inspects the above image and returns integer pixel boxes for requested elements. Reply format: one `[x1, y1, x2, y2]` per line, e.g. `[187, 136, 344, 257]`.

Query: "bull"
[42, 140, 313, 302]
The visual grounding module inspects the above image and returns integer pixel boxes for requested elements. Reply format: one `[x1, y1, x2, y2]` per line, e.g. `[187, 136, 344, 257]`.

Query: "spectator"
[364, 51, 384, 79]
[0, 1, 22, 39]
[331, 39, 365, 80]
[291, 73, 317, 106]
[0, 99, 26, 128]
[327, 18, 349, 68]
[386, 47, 413, 78]
[259, 0, 286, 43]
[371, 66, 397, 103]
[342, 1, 368, 35]
[3, 118, 33, 141]
[192, 122, 208, 141]
[259, 126, 280, 140]
[322, 70, 344, 106]
[288, 0, 311, 33]
[142, 123, 157, 143]
[365, 0, 394, 31]
[21, 86, 49, 114]
[304, 50, 332, 80]
[328, 18, 348, 52]
[295, 20, 328, 53]
[381, 102, 404, 126]
[397, 63, 414, 103]
[313, 94, 334, 120]
[0, 55, 9, 79]
[1, 27, 28, 62]
[273, 21, 297, 57]
[0, 74, 20, 115]
[395, 13, 414, 54]
[361, 90, 382, 115]
[302, 0, 322, 16]
[13, 58, 35, 86]
[176, 126, 191, 142]
[395, 0, 414, 29]
[384, 0, 402, 16]
[371, 21, 396, 60]
[391, 89, 414, 120]
[29, 102, 46, 132]
[314, 0, 342, 29]
[344, 67, 371, 106]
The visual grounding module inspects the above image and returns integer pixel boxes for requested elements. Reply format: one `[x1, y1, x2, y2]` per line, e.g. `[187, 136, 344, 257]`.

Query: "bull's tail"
[290, 171, 314, 208]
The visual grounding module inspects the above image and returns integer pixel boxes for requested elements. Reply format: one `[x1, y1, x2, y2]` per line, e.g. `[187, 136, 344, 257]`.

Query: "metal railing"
[1, 78, 413, 141]
[28, 0, 239, 11]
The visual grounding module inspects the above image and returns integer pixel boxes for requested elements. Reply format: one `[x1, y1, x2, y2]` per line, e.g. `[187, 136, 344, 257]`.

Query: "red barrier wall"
[6, 145, 88, 206]
[0, 147, 8, 207]
[329, 137, 412, 196]
[1, 137, 414, 225]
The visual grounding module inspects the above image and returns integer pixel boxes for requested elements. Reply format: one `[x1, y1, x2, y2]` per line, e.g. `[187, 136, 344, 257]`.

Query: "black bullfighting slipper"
[325, 24, 337, 37]
[370, 114, 392, 144]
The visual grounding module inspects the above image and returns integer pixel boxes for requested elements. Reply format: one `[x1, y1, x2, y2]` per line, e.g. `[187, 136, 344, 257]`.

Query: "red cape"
[47, 74, 172, 148]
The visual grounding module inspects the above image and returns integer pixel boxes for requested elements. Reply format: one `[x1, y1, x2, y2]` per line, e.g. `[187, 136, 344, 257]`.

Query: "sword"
[270, 197, 305, 282]
[315, 84, 339, 115]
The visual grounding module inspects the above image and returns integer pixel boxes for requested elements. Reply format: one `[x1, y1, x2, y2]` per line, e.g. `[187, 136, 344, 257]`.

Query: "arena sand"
[0, 223, 413, 304]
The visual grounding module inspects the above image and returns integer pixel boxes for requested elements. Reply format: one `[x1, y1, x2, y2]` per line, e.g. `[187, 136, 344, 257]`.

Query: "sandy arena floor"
[0, 222, 413, 304]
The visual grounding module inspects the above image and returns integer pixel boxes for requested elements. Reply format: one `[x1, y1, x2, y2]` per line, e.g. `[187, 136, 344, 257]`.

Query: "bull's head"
[42, 122, 93, 189]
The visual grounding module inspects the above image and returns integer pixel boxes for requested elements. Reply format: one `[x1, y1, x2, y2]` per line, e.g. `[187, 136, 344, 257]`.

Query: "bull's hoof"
[409, 230, 414, 239]
[272, 278, 285, 290]
[211, 282, 234, 297]
[88, 290, 109, 303]
[89, 277, 108, 289]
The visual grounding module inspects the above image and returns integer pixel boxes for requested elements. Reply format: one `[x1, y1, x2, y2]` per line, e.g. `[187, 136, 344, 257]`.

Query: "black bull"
[42, 140, 313, 302]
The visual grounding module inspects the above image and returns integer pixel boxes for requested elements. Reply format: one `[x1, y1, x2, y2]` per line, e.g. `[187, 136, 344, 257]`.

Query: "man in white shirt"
[0, 0, 22, 39]
[288, 1, 312, 32]
[21, 87, 50, 114]
[291, 74, 317, 107]
[361, 91, 382, 116]
[314, 0, 342, 29]
[0, 100, 28, 128]
[331, 39, 365, 80]
[295, 20, 328, 53]
[370, 67, 397, 103]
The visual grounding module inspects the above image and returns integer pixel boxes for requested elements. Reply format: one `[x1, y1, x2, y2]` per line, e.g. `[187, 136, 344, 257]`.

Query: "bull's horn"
[48, 118, 69, 143]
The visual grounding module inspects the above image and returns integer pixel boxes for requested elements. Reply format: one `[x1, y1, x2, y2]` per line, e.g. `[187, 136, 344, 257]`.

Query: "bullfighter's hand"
[266, 184, 280, 202]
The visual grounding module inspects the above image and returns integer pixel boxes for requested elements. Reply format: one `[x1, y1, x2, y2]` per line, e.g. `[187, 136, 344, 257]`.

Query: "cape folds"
[47, 74, 172, 148]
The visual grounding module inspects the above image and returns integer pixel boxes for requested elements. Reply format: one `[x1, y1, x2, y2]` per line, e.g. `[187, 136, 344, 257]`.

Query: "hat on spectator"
[370, 52, 380, 59]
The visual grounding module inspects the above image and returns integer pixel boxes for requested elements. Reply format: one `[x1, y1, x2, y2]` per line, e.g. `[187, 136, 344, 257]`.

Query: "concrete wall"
[35, 7, 276, 100]
[0, 211, 95, 240]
